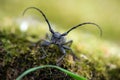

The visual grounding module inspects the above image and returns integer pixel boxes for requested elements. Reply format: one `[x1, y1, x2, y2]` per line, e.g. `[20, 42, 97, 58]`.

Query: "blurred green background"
[0, 0, 120, 44]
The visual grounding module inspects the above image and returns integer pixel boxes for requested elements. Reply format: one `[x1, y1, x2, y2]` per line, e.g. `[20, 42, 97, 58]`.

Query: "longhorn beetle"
[23, 7, 102, 64]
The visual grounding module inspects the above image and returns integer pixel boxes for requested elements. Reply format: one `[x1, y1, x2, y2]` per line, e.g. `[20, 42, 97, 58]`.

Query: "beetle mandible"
[23, 7, 102, 64]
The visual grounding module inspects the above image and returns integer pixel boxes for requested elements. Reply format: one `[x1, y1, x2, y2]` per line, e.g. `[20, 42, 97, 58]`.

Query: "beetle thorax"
[51, 32, 66, 45]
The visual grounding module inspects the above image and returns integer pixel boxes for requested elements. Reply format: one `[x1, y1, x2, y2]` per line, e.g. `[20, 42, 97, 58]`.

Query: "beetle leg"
[63, 40, 73, 47]
[39, 47, 47, 59]
[40, 40, 51, 47]
[63, 45, 79, 60]
[57, 46, 66, 65]
[40, 40, 51, 59]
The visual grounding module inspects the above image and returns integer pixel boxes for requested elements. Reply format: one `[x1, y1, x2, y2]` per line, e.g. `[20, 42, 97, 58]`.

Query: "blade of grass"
[16, 65, 87, 80]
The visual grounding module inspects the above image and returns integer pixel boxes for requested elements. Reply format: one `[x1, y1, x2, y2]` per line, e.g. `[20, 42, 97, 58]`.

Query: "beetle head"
[51, 32, 65, 45]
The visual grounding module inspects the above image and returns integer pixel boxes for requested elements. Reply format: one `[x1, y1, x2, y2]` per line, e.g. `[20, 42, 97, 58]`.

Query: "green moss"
[0, 25, 120, 80]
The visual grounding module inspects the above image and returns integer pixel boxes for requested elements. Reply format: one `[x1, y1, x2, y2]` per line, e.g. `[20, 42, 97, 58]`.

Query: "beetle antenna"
[61, 22, 102, 37]
[23, 7, 55, 34]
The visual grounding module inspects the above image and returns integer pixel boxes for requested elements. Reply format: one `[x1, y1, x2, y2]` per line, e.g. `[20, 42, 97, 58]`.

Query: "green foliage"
[16, 65, 87, 80]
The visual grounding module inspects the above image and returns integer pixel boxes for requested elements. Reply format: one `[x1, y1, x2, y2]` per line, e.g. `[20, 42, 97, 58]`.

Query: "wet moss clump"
[0, 27, 120, 80]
